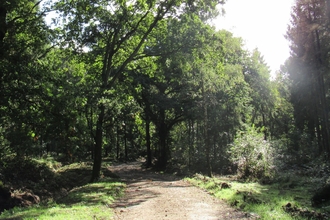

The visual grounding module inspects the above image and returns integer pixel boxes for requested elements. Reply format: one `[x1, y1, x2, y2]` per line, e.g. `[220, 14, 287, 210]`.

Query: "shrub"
[229, 125, 276, 181]
[0, 126, 11, 159]
[2, 157, 55, 184]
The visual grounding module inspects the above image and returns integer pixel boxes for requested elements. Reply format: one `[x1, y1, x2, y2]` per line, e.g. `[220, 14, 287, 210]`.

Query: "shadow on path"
[110, 161, 254, 220]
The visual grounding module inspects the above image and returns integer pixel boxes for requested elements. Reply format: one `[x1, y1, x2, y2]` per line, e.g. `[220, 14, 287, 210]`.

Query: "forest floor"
[109, 161, 256, 220]
[2, 158, 328, 219]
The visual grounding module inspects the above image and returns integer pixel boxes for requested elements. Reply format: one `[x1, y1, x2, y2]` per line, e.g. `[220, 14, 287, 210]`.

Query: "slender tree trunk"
[196, 120, 202, 155]
[202, 75, 212, 177]
[314, 29, 330, 154]
[86, 105, 94, 159]
[124, 123, 128, 161]
[158, 123, 168, 169]
[188, 120, 192, 168]
[192, 120, 196, 165]
[317, 73, 329, 153]
[261, 109, 268, 140]
[145, 110, 152, 167]
[157, 109, 169, 170]
[213, 134, 217, 167]
[64, 120, 71, 162]
[105, 123, 114, 157]
[310, 74, 322, 154]
[116, 125, 120, 160]
[90, 104, 105, 182]
[0, 6, 6, 51]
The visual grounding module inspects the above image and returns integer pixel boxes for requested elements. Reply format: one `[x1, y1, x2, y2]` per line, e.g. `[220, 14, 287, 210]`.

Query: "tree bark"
[90, 104, 105, 182]
[157, 109, 169, 170]
[124, 123, 128, 161]
[0, 5, 6, 49]
[202, 75, 212, 177]
[188, 120, 192, 168]
[314, 29, 330, 154]
[116, 124, 120, 160]
[145, 110, 152, 167]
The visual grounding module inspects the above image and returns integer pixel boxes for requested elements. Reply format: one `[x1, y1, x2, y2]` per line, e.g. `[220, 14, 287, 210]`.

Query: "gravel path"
[110, 161, 255, 220]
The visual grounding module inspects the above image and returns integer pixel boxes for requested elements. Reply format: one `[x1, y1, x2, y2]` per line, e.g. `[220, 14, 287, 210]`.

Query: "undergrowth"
[186, 174, 330, 220]
[0, 156, 125, 219]
[0, 179, 125, 220]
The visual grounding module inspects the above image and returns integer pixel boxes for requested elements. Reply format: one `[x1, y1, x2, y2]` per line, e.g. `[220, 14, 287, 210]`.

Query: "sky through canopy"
[214, 0, 295, 76]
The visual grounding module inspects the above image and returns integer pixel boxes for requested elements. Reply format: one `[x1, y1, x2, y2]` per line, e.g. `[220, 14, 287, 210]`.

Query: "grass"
[0, 178, 125, 220]
[0, 157, 125, 220]
[186, 174, 329, 220]
[3, 156, 327, 219]
[33, 156, 63, 171]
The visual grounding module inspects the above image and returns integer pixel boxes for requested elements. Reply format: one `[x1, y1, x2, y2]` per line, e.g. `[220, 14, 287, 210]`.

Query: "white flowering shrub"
[229, 125, 276, 181]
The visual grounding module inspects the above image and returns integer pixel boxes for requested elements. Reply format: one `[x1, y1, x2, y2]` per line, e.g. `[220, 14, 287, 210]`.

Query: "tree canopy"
[1, 0, 327, 185]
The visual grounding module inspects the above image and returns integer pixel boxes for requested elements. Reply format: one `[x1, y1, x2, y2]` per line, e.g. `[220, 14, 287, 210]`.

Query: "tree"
[243, 50, 274, 139]
[53, 0, 222, 181]
[286, 0, 330, 155]
[0, 0, 52, 156]
[164, 28, 252, 174]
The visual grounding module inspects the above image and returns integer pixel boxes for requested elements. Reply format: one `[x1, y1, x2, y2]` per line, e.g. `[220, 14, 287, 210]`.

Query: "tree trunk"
[157, 122, 169, 170]
[202, 75, 212, 177]
[188, 120, 192, 168]
[314, 29, 330, 154]
[187, 119, 196, 169]
[90, 104, 105, 182]
[124, 123, 128, 161]
[145, 110, 152, 167]
[157, 109, 169, 170]
[213, 134, 217, 167]
[196, 121, 201, 155]
[261, 110, 268, 140]
[0, 6, 6, 51]
[116, 125, 120, 160]
[310, 74, 322, 154]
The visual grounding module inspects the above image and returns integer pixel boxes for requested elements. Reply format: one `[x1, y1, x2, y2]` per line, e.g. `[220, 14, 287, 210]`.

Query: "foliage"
[1, 157, 55, 185]
[0, 0, 327, 212]
[0, 126, 10, 158]
[0, 180, 125, 220]
[0, 157, 124, 219]
[0, 0, 51, 156]
[284, 0, 330, 155]
[187, 173, 330, 220]
[229, 125, 276, 181]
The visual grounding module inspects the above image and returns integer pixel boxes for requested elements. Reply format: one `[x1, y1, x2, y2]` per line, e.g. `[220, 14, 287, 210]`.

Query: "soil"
[110, 161, 257, 220]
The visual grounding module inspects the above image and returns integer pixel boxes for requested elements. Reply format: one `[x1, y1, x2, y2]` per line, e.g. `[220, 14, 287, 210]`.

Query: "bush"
[229, 125, 276, 181]
[0, 126, 11, 159]
[1, 157, 55, 184]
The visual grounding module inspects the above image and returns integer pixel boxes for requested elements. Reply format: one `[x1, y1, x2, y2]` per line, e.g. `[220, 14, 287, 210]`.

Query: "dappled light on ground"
[110, 162, 253, 220]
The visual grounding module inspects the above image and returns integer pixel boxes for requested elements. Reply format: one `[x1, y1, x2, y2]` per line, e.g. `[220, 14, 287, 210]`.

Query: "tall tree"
[0, 0, 52, 156]
[286, 0, 330, 154]
[243, 50, 274, 139]
[53, 0, 221, 181]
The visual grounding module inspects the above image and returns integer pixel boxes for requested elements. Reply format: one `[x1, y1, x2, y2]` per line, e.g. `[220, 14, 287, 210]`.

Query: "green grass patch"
[33, 156, 63, 171]
[186, 174, 329, 220]
[0, 178, 125, 220]
[0, 157, 124, 220]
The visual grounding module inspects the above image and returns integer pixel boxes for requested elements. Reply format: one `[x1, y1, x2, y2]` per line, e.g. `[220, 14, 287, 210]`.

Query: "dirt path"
[110, 161, 256, 220]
